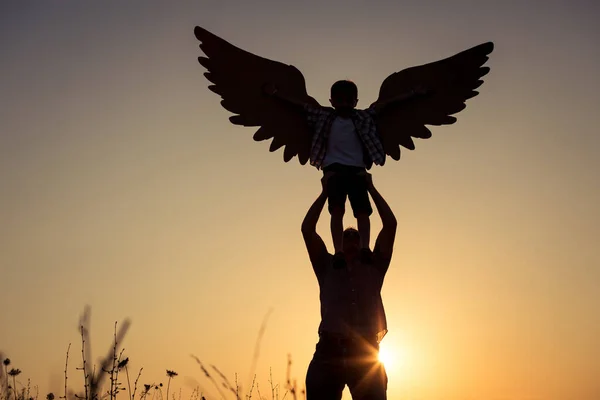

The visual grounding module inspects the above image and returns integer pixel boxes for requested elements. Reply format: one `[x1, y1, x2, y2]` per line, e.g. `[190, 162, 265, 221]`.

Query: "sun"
[378, 339, 409, 375]
[378, 341, 396, 369]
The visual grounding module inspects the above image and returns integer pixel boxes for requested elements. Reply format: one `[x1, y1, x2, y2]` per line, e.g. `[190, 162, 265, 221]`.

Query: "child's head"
[330, 80, 358, 111]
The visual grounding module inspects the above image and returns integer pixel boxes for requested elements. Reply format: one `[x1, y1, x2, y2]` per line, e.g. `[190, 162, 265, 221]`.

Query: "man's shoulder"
[313, 252, 333, 279]
[317, 252, 333, 266]
[316, 251, 333, 263]
[371, 246, 392, 271]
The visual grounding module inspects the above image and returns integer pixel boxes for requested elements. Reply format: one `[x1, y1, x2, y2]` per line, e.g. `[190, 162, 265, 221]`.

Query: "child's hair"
[331, 80, 358, 100]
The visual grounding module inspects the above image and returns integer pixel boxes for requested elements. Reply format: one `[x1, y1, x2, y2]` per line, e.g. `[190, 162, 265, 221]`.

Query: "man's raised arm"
[366, 174, 397, 261]
[301, 174, 333, 272]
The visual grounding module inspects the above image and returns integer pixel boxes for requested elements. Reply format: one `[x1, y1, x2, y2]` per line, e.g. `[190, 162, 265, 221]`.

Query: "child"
[264, 80, 424, 268]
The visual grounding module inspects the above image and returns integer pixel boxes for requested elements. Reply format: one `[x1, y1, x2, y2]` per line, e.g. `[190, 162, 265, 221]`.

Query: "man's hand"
[262, 82, 278, 96]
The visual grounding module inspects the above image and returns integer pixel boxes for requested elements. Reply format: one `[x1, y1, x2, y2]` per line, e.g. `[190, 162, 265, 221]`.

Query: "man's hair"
[343, 227, 359, 238]
[331, 80, 358, 100]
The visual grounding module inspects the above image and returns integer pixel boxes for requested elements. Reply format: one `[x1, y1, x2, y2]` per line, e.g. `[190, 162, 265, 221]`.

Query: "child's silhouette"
[193, 28, 493, 266]
[194, 26, 493, 167]
[264, 79, 427, 267]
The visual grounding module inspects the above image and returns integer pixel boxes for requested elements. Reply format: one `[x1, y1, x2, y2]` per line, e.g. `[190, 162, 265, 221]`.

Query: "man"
[302, 171, 397, 400]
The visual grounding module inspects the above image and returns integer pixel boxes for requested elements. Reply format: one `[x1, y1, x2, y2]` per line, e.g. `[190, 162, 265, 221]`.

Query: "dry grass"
[0, 307, 304, 400]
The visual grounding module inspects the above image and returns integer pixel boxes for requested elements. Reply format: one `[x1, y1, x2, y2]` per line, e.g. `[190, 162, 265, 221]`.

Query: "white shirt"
[322, 116, 365, 168]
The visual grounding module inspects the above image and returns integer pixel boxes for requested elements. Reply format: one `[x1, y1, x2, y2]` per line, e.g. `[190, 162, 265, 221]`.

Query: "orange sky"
[1, 1, 599, 399]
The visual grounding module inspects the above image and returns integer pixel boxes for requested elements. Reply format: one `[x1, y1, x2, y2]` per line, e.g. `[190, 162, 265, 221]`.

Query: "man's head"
[342, 227, 360, 254]
[330, 80, 358, 112]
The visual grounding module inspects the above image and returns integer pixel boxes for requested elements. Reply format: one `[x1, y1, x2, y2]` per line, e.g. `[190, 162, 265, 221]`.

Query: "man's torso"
[315, 251, 389, 341]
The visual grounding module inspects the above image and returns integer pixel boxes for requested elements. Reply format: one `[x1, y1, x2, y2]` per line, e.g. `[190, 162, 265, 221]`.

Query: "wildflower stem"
[124, 367, 131, 400]
[64, 344, 71, 400]
[131, 369, 142, 400]
[80, 326, 89, 400]
[110, 322, 118, 400]
[4, 360, 10, 400]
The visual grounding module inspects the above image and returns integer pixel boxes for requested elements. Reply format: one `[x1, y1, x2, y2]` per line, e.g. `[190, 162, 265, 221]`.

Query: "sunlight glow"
[378, 340, 396, 370]
[377, 338, 414, 382]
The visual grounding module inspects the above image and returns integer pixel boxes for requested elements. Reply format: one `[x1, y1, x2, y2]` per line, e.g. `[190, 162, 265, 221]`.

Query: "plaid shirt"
[304, 104, 386, 169]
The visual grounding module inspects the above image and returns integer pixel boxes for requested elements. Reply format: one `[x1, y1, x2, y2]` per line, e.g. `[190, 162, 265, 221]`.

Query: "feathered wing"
[194, 26, 319, 164]
[372, 42, 494, 161]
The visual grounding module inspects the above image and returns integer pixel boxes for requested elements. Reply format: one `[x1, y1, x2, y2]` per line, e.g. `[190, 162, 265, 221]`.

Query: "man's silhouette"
[302, 172, 397, 400]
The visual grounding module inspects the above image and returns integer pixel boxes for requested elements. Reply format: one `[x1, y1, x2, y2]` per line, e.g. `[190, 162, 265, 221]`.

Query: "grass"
[0, 307, 304, 400]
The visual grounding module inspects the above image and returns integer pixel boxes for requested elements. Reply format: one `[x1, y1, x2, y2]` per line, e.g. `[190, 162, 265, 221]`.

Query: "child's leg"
[327, 172, 348, 268]
[356, 213, 370, 250]
[347, 170, 373, 251]
[323, 166, 347, 256]
[331, 207, 345, 254]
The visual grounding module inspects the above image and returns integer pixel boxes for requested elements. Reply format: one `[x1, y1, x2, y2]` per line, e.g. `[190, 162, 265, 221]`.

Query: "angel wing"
[194, 26, 319, 164]
[372, 42, 494, 161]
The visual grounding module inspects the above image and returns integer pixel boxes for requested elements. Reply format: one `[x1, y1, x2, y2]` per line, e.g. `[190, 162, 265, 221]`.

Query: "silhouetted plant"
[8, 369, 21, 400]
[122, 361, 141, 400]
[62, 344, 71, 400]
[1, 307, 296, 400]
[2, 359, 10, 400]
[164, 371, 177, 400]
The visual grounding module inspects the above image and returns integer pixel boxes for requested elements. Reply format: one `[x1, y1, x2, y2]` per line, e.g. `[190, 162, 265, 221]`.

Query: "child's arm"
[371, 86, 432, 114]
[263, 83, 310, 108]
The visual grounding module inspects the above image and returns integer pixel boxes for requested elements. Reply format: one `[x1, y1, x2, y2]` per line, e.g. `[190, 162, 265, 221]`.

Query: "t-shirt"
[322, 116, 366, 168]
[311, 246, 391, 342]
[303, 104, 386, 169]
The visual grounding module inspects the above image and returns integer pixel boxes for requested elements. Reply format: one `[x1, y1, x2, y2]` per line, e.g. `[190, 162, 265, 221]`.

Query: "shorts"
[323, 163, 373, 218]
[305, 333, 387, 400]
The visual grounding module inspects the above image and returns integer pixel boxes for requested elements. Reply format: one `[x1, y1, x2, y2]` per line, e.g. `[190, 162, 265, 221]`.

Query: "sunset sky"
[1, 1, 599, 399]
